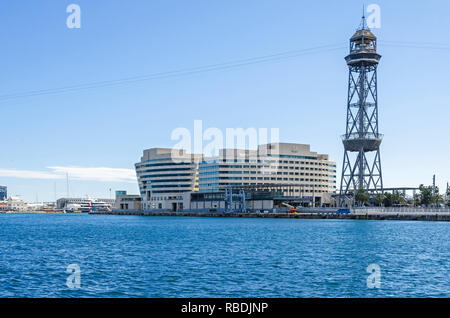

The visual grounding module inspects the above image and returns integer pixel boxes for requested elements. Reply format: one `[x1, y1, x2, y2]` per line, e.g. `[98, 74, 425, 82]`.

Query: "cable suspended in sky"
[1, 40, 449, 103]
[0, 43, 346, 102]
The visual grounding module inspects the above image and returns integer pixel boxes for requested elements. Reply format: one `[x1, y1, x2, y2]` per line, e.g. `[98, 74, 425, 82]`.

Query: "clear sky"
[1, 0, 449, 202]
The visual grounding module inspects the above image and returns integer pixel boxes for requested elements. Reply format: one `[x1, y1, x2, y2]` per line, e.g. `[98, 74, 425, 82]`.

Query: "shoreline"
[89, 210, 450, 222]
[3, 210, 449, 222]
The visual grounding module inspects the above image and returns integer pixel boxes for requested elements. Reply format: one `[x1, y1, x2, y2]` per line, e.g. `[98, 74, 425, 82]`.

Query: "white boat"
[88, 200, 112, 213]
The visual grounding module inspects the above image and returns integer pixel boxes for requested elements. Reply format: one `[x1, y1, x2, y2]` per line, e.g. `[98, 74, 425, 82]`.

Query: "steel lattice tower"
[340, 16, 384, 201]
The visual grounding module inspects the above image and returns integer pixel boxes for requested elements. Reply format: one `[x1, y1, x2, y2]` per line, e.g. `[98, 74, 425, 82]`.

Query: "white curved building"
[136, 143, 337, 210]
[135, 148, 202, 211]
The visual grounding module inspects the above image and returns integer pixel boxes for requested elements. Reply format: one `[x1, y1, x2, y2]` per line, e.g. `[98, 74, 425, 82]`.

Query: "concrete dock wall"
[91, 209, 450, 222]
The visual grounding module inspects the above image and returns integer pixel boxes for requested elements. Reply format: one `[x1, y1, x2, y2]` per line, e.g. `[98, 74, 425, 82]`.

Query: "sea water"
[0, 213, 448, 298]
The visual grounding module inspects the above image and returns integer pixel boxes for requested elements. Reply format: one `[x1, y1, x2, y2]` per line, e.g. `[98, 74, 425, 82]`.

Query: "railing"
[353, 207, 450, 213]
[342, 132, 384, 140]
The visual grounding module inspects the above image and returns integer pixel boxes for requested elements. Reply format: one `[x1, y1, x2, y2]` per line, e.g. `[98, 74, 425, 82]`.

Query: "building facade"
[0, 186, 7, 201]
[199, 143, 337, 204]
[135, 148, 202, 211]
[6, 196, 25, 211]
[114, 195, 142, 211]
[136, 143, 337, 210]
[115, 190, 127, 199]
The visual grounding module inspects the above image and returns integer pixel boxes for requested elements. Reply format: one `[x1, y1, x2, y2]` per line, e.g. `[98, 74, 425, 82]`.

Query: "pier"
[90, 207, 450, 222]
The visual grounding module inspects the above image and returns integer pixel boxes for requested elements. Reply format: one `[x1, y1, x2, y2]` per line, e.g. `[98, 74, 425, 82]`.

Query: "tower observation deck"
[340, 16, 384, 200]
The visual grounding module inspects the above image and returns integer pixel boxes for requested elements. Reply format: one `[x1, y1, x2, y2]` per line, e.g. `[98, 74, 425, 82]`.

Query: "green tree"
[412, 193, 421, 207]
[383, 193, 393, 207]
[355, 189, 370, 206]
[418, 184, 444, 206]
[447, 187, 450, 207]
[418, 185, 433, 206]
[392, 191, 407, 206]
[373, 193, 386, 207]
[382, 191, 406, 207]
[433, 193, 444, 206]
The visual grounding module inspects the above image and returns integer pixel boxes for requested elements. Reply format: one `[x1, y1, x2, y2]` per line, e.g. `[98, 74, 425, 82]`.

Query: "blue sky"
[0, 0, 449, 202]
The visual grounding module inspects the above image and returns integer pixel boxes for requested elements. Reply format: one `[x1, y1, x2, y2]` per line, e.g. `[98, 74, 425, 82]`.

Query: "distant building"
[7, 196, 25, 211]
[136, 143, 337, 211]
[113, 191, 143, 210]
[22, 202, 56, 211]
[0, 186, 7, 201]
[199, 143, 337, 198]
[115, 190, 127, 199]
[135, 148, 202, 211]
[114, 195, 142, 211]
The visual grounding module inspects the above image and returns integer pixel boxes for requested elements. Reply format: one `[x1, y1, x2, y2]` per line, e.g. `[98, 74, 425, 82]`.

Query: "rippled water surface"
[0, 213, 448, 298]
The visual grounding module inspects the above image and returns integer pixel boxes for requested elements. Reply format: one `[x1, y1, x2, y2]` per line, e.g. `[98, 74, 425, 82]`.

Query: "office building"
[0, 186, 7, 201]
[135, 148, 202, 211]
[136, 143, 336, 210]
[199, 143, 337, 206]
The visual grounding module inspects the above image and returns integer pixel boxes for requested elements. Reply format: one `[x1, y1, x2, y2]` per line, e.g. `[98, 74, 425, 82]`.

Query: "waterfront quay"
[90, 207, 450, 222]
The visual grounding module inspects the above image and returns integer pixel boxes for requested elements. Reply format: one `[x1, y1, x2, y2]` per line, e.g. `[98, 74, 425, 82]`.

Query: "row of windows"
[139, 167, 192, 173]
[150, 195, 184, 201]
[137, 162, 193, 169]
[120, 197, 142, 202]
[138, 156, 335, 166]
[144, 178, 192, 184]
[200, 165, 334, 173]
[150, 190, 191, 194]
[199, 171, 220, 176]
[199, 172, 333, 179]
[140, 173, 193, 178]
[200, 177, 220, 182]
[274, 154, 318, 160]
[199, 177, 332, 183]
[200, 161, 332, 169]
[140, 157, 188, 163]
[199, 184, 335, 190]
[148, 184, 191, 189]
[199, 165, 219, 170]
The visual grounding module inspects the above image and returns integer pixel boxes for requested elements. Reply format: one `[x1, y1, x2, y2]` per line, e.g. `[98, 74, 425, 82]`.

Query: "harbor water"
[0, 213, 448, 298]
